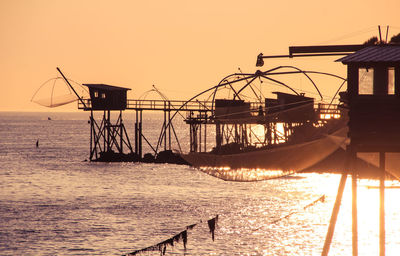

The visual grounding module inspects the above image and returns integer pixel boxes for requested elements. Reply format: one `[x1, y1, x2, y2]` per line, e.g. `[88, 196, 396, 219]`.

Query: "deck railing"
[78, 98, 341, 119]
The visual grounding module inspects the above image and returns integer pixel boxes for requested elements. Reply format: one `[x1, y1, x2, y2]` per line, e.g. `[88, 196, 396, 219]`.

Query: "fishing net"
[31, 77, 88, 108]
[183, 127, 348, 181]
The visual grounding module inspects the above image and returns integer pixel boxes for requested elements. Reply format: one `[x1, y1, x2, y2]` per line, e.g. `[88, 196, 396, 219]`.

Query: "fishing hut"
[183, 70, 339, 161]
[336, 45, 400, 256]
[55, 64, 343, 165]
[203, 92, 317, 154]
[79, 83, 134, 161]
[255, 39, 400, 255]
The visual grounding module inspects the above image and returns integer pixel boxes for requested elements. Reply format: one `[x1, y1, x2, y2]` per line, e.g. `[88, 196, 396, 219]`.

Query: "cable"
[317, 26, 377, 45]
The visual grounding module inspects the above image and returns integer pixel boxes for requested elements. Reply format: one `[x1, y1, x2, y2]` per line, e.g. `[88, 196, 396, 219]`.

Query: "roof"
[337, 45, 400, 65]
[83, 83, 131, 91]
[272, 91, 314, 100]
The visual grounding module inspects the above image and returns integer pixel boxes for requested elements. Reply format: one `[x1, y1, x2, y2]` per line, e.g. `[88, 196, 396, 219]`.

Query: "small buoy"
[36, 139, 39, 148]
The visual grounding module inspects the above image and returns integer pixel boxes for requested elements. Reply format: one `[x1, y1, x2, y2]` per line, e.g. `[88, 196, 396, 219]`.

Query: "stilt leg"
[379, 152, 385, 256]
[321, 173, 348, 256]
[352, 167, 358, 256]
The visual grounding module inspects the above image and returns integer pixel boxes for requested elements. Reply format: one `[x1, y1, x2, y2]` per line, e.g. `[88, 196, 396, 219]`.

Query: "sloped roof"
[83, 83, 131, 91]
[337, 45, 400, 65]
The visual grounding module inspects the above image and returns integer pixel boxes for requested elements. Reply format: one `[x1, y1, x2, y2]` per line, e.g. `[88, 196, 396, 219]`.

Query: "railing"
[316, 103, 341, 119]
[78, 99, 92, 109]
[126, 99, 214, 112]
[78, 98, 341, 119]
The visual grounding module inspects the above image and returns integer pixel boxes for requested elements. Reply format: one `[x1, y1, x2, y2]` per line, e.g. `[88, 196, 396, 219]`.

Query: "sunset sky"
[1, 0, 399, 111]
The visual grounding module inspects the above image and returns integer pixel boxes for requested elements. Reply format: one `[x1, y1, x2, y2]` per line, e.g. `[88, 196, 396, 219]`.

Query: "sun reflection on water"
[305, 176, 400, 256]
[200, 170, 400, 255]
[199, 166, 296, 181]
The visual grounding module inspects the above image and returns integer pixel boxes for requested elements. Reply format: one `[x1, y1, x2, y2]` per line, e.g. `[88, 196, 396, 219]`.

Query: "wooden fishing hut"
[185, 90, 319, 155]
[79, 83, 134, 161]
[336, 45, 400, 256]
[256, 42, 400, 256]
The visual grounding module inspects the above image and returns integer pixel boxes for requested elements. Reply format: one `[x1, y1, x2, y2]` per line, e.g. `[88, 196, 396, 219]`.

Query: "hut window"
[101, 93, 106, 99]
[359, 68, 373, 95]
[94, 91, 99, 98]
[388, 68, 395, 95]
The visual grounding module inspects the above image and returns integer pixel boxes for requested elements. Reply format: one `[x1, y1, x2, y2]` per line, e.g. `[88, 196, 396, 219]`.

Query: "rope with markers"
[122, 215, 218, 256]
[122, 194, 326, 255]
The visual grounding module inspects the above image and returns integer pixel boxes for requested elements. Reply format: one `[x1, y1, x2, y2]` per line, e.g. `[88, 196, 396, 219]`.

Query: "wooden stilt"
[135, 111, 138, 155]
[139, 110, 142, 158]
[352, 155, 358, 256]
[204, 114, 207, 152]
[321, 173, 348, 256]
[168, 107, 171, 150]
[120, 111, 123, 153]
[90, 110, 93, 160]
[379, 152, 385, 256]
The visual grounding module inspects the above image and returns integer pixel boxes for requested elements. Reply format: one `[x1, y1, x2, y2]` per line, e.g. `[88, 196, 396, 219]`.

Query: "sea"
[1, 111, 400, 255]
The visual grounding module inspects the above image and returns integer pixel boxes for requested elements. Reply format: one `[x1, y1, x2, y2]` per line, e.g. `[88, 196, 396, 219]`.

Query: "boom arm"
[56, 67, 88, 109]
[256, 44, 367, 66]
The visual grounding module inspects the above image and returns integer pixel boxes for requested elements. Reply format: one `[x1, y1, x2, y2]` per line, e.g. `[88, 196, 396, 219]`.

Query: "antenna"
[385, 26, 389, 43]
[378, 25, 383, 43]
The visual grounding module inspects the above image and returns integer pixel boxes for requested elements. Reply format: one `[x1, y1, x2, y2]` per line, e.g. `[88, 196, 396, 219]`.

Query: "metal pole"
[380, 151, 386, 256]
[321, 173, 348, 256]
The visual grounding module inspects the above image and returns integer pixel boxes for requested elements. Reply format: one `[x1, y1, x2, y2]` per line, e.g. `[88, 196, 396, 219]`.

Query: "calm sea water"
[1, 112, 400, 255]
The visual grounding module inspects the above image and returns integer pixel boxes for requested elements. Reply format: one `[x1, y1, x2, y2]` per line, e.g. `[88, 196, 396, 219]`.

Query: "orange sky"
[1, 0, 399, 111]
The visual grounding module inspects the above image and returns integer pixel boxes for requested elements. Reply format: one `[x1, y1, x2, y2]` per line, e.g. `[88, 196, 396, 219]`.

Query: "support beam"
[321, 173, 348, 256]
[90, 110, 93, 160]
[139, 111, 142, 158]
[380, 152, 386, 256]
[352, 153, 358, 256]
[135, 111, 138, 155]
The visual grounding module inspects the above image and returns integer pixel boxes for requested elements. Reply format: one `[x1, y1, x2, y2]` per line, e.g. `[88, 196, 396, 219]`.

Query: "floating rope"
[251, 194, 326, 232]
[270, 194, 326, 224]
[123, 215, 218, 256]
